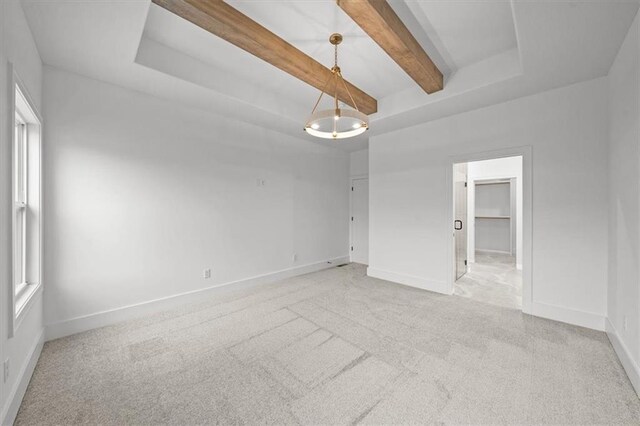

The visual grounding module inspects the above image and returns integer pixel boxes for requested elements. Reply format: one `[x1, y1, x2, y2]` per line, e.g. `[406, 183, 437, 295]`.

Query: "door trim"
[446, 146, 532, 314]
[350, 176, 368, 264]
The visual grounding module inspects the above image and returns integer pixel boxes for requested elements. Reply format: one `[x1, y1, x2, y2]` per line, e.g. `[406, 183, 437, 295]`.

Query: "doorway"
[350, 178, 369, 264]
[450, 153, 529, 311]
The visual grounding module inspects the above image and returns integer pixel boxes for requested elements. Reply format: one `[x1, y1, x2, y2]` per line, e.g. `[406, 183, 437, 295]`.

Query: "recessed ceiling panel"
[143, 5, 314, 107]
[226, 0, 420, 98]
[144, 0, 418, 102]
[22, 0, 640, 152]
[414, 0, 518, 70]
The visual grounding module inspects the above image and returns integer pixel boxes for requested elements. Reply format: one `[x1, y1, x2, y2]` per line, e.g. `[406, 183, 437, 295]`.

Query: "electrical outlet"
[292, 253, 297, 262]
[3, 359, 9, 383]
[203, 268, 211, 279]
[623, 315, 628, 331]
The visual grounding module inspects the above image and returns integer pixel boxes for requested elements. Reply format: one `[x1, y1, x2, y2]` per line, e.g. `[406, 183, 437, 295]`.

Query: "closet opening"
[451, 155, 525, 311]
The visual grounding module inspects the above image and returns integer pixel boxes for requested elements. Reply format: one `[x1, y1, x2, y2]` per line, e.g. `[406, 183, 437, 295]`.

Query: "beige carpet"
[16, 264, 640, 425]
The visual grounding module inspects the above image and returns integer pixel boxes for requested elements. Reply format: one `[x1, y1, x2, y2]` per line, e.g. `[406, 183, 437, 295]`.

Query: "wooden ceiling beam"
[337, 0, 443, 94]
[151, 0, 378, 115]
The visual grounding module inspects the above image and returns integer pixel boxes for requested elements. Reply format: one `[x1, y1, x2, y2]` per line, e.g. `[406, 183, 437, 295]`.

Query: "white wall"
[350, 149, 368, 177]
[607, 10, 640, 394]
[467, 156, 523, 267]
[43, 67, 350, 334]
[0, 1, 44, 424]
[473, 182, 511, 252]
[369, 77, 609, 330]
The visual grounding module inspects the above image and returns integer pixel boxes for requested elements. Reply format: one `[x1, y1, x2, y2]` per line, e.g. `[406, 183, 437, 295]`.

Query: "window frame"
[9, 63, 43, 337]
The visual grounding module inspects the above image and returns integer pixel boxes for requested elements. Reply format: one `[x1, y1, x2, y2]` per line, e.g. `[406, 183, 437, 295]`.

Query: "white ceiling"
[224, 0, 419, 99]
[21, 0, 640, 152]
[412, 0, 517, 70]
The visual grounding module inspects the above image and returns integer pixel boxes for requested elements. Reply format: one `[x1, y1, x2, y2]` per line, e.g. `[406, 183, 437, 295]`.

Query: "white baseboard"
[1, 329, 44, 426]
[367, 267, 450, 295]
[531, 301, 605, 331]
[46, 256, 349, 341]
[606, 318, 640, 397]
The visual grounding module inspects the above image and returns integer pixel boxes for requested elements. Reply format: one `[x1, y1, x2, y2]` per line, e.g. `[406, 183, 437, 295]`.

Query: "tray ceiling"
[22, 0, 640, 151]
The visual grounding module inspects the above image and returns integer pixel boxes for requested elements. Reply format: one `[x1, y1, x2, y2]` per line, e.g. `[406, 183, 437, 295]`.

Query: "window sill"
[14, 283, 42, 333]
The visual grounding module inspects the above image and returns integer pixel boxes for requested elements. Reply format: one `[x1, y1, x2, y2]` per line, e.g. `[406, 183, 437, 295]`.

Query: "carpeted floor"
[15, 264, 640, 425]
[454, 251, 522, 310]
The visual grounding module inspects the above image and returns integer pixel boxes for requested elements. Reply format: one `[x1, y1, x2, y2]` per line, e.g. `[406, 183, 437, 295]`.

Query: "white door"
[351, 178, 369, 264]
[453, 163, 467, 280]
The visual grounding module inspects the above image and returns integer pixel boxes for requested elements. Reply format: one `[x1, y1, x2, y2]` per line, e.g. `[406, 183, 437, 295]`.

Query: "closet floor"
[454, 251, 522, 310]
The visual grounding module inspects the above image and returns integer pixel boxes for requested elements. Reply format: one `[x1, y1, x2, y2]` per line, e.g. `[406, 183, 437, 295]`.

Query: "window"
[11, 73, 42, 333]
[14, 113, 28, 301]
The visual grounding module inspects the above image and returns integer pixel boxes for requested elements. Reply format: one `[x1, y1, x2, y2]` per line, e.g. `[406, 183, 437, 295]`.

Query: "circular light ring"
[304, 108, 369, 140]
[305, 126, 367, 139]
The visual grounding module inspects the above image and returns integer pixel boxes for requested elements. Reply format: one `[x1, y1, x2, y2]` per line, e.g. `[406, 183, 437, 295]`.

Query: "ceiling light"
[304, 33, 369, 140]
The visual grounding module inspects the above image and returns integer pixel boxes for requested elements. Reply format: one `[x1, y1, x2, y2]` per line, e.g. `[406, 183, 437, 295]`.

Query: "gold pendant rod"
[308, 71, 335, 117]
[338, 71, 359, 112]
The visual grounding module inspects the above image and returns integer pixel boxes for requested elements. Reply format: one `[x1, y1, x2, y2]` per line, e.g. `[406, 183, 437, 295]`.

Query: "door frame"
[350, 175, 368, 264]
[446, 146, 532, 314]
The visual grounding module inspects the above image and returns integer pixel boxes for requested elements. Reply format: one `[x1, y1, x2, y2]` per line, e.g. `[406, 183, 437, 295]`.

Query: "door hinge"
[464, 260, 468, 266]
[351, 187, 354, 191]
[351, 216, 354, 221]
[464, 182, 467, 187]
[351, 246, 354, 251]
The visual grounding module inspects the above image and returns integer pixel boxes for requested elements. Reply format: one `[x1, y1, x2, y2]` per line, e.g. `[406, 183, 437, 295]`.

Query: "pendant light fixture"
[304, 33, 369, 140]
